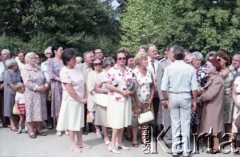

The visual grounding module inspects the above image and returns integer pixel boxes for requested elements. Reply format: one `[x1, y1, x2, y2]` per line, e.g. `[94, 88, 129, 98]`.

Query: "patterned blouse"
[133, 67, 152, 103]
[107, 64, 135, 102]
[196, 66, 208, 87]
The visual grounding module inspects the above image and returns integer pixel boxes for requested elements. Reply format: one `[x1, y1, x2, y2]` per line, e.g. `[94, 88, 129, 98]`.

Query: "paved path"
[0, 127, 237, 157]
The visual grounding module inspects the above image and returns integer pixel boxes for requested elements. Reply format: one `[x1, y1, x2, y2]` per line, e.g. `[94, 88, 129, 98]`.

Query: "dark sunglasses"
[93, 63, 102, 66]
[117, 57, 126, 60]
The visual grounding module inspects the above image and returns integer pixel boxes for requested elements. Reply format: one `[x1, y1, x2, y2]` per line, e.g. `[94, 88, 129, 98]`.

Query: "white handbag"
[93, 93, 108, 107]
[138, 110, 154, 124]
[13, 104, 20, 115]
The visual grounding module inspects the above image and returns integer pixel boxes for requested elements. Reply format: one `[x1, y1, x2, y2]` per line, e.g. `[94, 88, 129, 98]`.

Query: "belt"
[169, 91, 190, 94]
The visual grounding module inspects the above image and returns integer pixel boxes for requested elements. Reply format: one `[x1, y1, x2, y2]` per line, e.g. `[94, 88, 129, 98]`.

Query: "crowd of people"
[0, 44, 240, 156]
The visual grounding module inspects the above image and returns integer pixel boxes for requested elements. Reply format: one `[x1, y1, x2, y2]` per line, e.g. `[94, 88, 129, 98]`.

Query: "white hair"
[76, 56, 83, 63]
[5, 58, 17, 69]
[1, 49, 11, 57]
[190, 51, 203, 62]
[24, 52, 36, 63]
[44, 46, 52, 55]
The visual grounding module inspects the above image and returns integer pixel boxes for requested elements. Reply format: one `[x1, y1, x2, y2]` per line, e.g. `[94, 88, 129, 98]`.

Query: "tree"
[0, 0, 120, 55]
[120, 0, 240, 55]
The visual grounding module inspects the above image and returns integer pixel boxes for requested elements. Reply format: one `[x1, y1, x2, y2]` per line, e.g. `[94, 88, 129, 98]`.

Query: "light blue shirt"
[0, 62, 5, 81]
[161, 60, 198, 93]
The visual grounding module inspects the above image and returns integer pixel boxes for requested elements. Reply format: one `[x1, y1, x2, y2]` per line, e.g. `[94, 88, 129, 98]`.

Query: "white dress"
[107, 64, 133, 129]
[94, 71, 108, 127]
[57, 66, 85, 131]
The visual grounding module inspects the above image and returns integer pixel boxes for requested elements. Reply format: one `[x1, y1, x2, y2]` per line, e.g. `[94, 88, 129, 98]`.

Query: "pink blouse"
[60, 66, 85, 101]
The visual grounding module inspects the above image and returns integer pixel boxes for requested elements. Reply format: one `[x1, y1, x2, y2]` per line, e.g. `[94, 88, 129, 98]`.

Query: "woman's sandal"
[206, 149, 220, 154]
[56, 131, 62, 136]
[29, 132, 36, 139]
[36, 131, 47, 136]
[10, 126, 18, 132]
[132, 141, 139, 148]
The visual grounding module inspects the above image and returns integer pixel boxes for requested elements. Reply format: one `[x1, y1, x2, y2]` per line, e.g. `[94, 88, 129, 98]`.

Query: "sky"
[112, 0, 120, 9]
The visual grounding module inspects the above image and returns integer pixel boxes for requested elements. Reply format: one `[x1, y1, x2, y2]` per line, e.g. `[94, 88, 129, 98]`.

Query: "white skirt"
[94, 105, 108, 127]
[57, 100, 84, 131]
[107, 98, 132, 129]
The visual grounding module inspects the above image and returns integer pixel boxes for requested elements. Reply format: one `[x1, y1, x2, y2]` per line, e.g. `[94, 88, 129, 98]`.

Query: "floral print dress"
[106, 64, 134, 129]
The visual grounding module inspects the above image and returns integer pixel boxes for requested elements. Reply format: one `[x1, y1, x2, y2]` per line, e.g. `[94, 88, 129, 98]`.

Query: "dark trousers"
[153, 97, 160, 123]
[0, 90, 9, 127]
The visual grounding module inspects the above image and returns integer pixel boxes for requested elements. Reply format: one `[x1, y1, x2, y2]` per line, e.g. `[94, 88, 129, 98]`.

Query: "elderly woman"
[106, 49, 135, 154]
[3, 59, 21, 131]
[47, 43, 64, 136]
[189, 51, 208, 133]
[87, 58, 103, 138]
[216, 51, 234, 138]
[205, 51, 217, 61]
[41, 46, 53, 129]
[199, 58, 224, 154]
[21, 52, 48, 138]
[132, 52, 154, 147]
[56, 48, 90, 152]
[94, 57, 115, 144]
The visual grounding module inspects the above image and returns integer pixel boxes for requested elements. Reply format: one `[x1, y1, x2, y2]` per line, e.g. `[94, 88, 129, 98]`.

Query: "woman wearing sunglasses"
[87, 58, 103, 138]
[105, 49, 136, 154]
[216, 51, 234, 147]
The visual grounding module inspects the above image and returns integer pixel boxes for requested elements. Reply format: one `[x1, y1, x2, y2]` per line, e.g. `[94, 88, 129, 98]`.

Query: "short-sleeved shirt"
[133, 67, 153, 103]
[60, 66, 85, 101]
[98, 70, 108, 89]
[41, 60, 50, 82]
[107, 64, 134, 101]
[161, 60, 198, 95]
[15, 92, 25, 104]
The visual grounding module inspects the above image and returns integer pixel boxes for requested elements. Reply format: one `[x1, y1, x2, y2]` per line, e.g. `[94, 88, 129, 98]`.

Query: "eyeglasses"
[117, 57, 126, 60]
[93, 63, 101, 66]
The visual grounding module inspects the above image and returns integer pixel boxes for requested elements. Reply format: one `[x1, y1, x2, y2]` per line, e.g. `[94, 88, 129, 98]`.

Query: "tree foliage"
[0, 0, 120, 55]
[120, 0, 240, 55]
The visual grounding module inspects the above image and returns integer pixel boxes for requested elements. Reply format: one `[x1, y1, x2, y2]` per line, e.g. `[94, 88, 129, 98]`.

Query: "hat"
[208, 58, 221, 72]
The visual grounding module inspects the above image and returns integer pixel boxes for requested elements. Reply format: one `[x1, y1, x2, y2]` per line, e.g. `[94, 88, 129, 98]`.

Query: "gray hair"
[173, 45, 185, 60]
[83, 51, 93, 60]
[1, 49, 11, 57]
[5, 58, 17, 69]
[190, 51, 203, 62]
[206, 61, 218, 74]
[44, 46, 52, 55]
[25, 52, 36, 63]
[76, 56, 83, 63]
[102, 57, 115, 68]
[205, 51, 216, 61]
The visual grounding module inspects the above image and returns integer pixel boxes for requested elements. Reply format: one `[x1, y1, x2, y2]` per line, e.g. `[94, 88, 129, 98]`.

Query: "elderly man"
[0, 49, 11, 127]
[231, 54, 240, 73]
[161, 46, 198, 157]
[80, 51, 94, 134]
[147, 44, 160, 125]
[156, 46, 175, 148]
